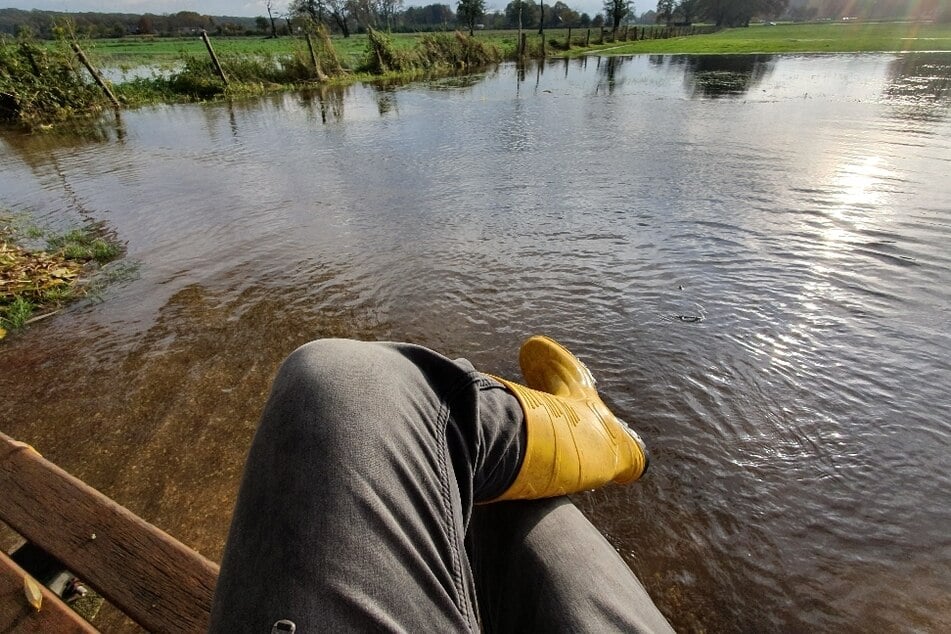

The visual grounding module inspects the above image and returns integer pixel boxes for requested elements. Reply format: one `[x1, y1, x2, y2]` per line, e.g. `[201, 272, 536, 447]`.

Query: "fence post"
[599, 27, 605, 45]
[70, 41, 120, 109]
[585, 28, 591, 47]
[520, 32, 527, 57]
[200, 30, 228, 85]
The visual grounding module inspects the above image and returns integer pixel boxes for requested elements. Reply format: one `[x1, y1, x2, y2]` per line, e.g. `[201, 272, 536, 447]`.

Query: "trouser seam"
[435, 370, 485, 631]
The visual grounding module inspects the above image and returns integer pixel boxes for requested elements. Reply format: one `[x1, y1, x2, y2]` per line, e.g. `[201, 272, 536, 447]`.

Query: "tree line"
[2, 0, 945, 40]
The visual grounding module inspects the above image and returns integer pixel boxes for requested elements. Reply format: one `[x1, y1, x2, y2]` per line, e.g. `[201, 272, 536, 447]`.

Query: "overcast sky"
[2, 0, 620, 20]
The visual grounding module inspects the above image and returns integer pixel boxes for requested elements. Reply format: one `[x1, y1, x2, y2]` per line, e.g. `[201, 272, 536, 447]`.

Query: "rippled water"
[2, 53, 950, 632]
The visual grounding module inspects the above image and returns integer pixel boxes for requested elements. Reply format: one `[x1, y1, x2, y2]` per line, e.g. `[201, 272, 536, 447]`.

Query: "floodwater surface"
[1, 53, 950, 632]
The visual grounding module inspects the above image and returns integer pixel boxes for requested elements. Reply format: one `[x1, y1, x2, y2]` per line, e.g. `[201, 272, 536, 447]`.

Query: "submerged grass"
[0, 216, 124, 337]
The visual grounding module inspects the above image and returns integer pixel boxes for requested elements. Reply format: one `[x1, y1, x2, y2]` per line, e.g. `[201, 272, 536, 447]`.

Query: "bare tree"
[266, 0, 279, 37]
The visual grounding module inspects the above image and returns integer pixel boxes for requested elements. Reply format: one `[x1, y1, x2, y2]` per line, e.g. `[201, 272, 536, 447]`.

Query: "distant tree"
[505, 0, 538, 29]
[657, 0, 674, 24]
[137, 15, 153, 34]
[696, 0, 788, 27]
[675, 0, 700, 23]
[592, 13, 605, 26]
[266, 0, 279, 36]
[604, 0, 631, 32]
[579, 12, 592, 26]
[457, 0, 485, 35]
[376, 0, 405, 30]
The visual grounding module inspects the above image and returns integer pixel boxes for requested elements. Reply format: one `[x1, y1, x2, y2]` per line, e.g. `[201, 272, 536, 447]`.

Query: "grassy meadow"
[592, 21, 951, 55]
[82, 21, 951, 69]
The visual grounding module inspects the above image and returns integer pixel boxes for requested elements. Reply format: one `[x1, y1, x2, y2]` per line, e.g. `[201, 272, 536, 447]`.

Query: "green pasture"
[586, 21, 951, 56]
[78, 21, 951, 69]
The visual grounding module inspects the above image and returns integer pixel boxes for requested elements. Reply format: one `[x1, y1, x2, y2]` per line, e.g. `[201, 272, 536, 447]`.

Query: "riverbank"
[4, 21, 949, 127]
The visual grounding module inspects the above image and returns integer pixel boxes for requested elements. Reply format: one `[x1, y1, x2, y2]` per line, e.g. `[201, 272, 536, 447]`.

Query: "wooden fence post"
[200, 30, 228, 85]
[585, 28, 591, 47]
[599, 27, 605, 45]
[70, 41, 120, 109]
[566, 27, 572, 50]
[520, 32, 527, 57]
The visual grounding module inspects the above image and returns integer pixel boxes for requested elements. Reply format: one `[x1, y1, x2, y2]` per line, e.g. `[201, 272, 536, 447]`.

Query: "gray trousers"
[209, 339, 674, 633]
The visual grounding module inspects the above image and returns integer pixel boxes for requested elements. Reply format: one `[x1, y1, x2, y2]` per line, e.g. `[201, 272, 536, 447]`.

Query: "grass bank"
[3, 21, 949, 127]
[0, 215, 123, 338]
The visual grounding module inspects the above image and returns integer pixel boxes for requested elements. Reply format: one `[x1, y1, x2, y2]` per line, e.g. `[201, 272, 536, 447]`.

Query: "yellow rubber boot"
[490, 335, 649, 501]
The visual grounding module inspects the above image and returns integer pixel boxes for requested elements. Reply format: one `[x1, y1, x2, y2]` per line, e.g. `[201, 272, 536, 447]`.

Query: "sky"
[0, 0, 617, 18]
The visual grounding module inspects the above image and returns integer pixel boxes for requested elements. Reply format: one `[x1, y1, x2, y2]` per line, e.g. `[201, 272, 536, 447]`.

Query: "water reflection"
[596, 56, 629, 95]
[666, 54, 777, 98]
[883, 53, 951, 122]
[299, 84, 348, 124]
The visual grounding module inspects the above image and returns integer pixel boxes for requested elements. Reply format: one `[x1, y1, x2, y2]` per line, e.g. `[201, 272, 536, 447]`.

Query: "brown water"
[2, 53, 950, 632]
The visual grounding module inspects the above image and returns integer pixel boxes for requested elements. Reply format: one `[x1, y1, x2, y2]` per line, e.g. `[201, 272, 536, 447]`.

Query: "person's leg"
[209, 339, 524, 632]
[210, 337, 672, 633]
[469, 497, 675, 634]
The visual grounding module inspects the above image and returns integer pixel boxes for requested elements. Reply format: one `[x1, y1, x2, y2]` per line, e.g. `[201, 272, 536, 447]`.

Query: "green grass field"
[79, 21, 951, 70]
[577, 21, 951, 56]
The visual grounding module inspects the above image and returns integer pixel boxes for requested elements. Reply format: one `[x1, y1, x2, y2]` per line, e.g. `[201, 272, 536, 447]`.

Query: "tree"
[676, 0, 700, 23]
[550, 2, 581, 27]
[504, 0, 538, 29]
[695, 0, 788, 27]
[457, 0, 485, 35]
[657, 0, 674, 24]
[604, 0, 631, 32]
[376, 0, 404, 30]
[266, 0, 279, 37]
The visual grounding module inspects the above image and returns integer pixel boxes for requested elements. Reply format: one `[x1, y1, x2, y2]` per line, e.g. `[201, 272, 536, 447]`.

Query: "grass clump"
[0, 31, 106, 127]
[46, 228, 121, 264]
[365, 28, 413, 74]
[417, 32, 501, 69]
[0, 217, 124, 337]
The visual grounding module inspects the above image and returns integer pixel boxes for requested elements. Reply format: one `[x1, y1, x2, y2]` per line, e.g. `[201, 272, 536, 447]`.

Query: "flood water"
[2, 53, 950, 632]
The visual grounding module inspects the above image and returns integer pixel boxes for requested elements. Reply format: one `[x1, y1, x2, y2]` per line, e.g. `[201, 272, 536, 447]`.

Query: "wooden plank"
[0, 433, 219, 633]
[0, 549, 98, 633]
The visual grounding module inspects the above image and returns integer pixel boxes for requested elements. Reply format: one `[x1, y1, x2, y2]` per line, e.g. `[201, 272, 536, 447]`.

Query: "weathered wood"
[0, 433, 219, 633]
[200, 30, 229, 85]
[585, 28, 591, 47]
[566, 27, 571, 50]
[520, 33, 527, 57]
[70, 42, 120, 109]
[0, 550, 97, 633]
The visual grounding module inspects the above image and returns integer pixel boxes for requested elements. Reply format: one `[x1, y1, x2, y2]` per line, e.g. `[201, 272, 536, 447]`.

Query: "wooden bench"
[0, 432, 219, 632]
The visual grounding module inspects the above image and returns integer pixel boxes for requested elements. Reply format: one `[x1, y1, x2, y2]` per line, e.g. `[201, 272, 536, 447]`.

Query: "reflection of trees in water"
[595, 55, 631, 95]
[371, 84, 400, 117]
[667, 54, 775, 99]
[298, 84, 348, 124]
[883, 53, 951, 124]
